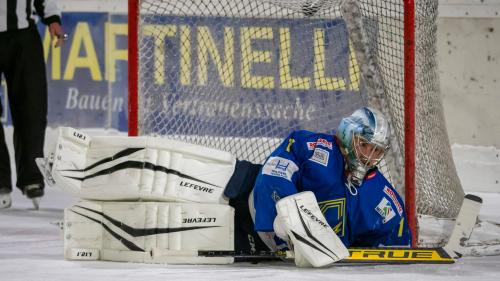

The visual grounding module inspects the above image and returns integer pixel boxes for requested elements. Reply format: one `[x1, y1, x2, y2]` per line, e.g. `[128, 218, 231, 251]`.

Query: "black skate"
[22, 184, 44, 210]
[0, 188, 12, 209]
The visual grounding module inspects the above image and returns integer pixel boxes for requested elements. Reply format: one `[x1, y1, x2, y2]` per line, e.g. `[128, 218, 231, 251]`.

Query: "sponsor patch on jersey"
[383, 186, 403, 216]
[306, 142, 316, 150]
[316, 138, 333, 150]
[309, 148, 329, 166]
[262, 156, 299, 181]
[375, 197, 396, 223]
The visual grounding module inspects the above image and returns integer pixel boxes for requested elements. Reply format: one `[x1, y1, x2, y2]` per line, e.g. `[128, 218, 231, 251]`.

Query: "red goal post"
[128, 0, 464, 247]
[403, 0, 417, 248]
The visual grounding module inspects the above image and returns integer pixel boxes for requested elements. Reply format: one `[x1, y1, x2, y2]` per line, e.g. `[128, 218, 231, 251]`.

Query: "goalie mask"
[336, 107, 390, 187]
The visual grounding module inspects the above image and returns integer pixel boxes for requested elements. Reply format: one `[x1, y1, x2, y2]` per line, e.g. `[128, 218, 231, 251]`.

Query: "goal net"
[128, 0, 464, 245]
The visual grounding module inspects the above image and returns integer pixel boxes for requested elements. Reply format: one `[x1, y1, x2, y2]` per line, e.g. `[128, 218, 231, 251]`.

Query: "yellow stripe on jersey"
[398, 218, 404, 237]
[319, 198, 345, 217]
[318, 198, 346, 237]
[286, 138, 295, 152]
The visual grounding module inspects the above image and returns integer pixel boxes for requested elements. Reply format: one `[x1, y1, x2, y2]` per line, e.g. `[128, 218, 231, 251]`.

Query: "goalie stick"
[197, 247, 454, 265]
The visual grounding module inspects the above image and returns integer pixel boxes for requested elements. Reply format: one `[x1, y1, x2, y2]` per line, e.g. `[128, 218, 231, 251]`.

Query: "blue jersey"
[252, 130, 411, 247]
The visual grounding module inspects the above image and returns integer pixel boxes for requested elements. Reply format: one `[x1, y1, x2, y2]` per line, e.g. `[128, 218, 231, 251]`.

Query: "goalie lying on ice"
[38, 108, 410, 267]
[230, 107, 411, 267]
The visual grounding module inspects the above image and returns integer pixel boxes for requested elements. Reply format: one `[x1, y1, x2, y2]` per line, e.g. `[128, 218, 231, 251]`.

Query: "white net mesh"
[133, 0, 464, 220]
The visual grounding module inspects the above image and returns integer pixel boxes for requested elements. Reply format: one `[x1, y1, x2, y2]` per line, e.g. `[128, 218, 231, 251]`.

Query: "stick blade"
[443, 194, 483, 258]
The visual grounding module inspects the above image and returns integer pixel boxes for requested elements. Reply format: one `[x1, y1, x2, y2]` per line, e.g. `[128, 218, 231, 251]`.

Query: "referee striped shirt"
[0, 0, 60, 32]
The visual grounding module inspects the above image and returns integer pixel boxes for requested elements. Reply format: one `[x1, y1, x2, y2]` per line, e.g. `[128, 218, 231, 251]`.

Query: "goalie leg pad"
[275, 191, 350, 267]
[47, 127, 236, 204]
[64, 200, 234, 264]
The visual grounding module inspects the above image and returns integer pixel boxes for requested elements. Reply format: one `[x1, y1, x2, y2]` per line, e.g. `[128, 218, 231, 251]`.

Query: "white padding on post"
[275, 192, 349, 267]
[64, 200, 234, 264]
[49, 127, 236, 204]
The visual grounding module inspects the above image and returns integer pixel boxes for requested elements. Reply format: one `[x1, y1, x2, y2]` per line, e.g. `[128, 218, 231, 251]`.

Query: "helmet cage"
[352, 134, 389, 169]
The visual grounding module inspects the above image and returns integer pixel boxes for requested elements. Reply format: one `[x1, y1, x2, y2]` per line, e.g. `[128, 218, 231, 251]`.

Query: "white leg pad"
[275, 191, 350, 267]
[64, 200, 234, 264]
[49, 127, 236, 204]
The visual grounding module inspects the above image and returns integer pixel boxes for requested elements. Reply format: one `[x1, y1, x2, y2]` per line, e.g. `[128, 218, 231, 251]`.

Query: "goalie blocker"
[274, 192, 350, 267]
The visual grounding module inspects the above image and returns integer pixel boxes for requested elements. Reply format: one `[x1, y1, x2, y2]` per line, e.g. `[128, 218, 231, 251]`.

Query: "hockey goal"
[128, 0, 464, 246]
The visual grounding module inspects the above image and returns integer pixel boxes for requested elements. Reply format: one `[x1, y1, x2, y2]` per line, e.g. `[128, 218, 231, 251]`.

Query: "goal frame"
[128, 0, 419, 247]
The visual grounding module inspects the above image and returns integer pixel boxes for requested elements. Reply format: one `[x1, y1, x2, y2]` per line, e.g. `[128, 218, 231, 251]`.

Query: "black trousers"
[0, 26, 47, 191]
[226, 160, 270, 253]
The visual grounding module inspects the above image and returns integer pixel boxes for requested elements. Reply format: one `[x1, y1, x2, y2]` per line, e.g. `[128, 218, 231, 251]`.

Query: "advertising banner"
[1, 11, 365, 138]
